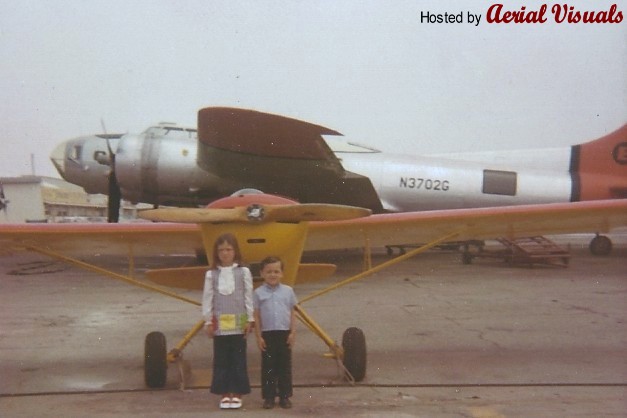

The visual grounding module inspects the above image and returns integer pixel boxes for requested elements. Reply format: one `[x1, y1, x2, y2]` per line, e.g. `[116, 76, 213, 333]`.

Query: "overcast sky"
[1, 0, 625, 178]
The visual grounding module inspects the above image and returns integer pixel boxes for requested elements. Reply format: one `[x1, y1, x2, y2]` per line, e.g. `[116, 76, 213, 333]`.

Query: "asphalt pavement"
[1, 234, 625, 417]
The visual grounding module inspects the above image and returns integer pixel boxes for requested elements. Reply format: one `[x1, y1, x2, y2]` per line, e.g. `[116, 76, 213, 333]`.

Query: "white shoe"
[230, 397, 242, 409]
[219, 397, 231, 409]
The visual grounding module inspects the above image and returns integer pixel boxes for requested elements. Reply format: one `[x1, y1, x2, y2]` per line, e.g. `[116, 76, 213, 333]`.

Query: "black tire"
[589, 235, 612, 256]
[462, 252, 473, 265]
[145, 331, 167, 388]
[342, 327, 366, 382]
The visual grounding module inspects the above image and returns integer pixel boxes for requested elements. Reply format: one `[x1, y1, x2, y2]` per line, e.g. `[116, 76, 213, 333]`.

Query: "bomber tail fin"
[570, 124, 627, 201]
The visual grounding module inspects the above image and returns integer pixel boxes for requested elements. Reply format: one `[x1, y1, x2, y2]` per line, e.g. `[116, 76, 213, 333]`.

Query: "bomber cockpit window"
[69, 144, 83, 162]
[144, 125, 197, 139]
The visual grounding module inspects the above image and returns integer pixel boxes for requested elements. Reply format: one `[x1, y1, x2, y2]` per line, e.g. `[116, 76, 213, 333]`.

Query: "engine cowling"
[115, 126, 235, 205]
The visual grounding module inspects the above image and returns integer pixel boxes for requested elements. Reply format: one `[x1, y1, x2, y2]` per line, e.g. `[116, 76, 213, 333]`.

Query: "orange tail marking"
[571, 124, 627, 201]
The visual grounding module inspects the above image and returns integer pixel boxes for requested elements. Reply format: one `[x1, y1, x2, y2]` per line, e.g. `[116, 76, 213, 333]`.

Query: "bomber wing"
[196, 107, 384, 212]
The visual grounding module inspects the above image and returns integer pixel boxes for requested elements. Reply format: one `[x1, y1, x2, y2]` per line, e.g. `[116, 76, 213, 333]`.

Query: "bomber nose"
[50, 141, 68, 178]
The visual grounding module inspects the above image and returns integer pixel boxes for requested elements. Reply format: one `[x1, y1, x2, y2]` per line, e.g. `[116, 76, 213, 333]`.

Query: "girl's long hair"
[211, 232, 242, 267]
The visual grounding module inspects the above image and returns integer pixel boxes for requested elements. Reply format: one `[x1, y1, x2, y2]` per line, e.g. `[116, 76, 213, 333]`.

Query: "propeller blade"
[138, 207, 250, 223]
[263, 204, 371, 222]
[102, 130, 122, 223]
[107, 169, 121, 223]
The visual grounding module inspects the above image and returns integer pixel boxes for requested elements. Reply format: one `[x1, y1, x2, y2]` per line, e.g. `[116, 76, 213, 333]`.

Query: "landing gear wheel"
[462, 252, 473, 265]
[589, 235, 612, 256]
[145, 331, 167, 388]
[342, 327, 366, 382]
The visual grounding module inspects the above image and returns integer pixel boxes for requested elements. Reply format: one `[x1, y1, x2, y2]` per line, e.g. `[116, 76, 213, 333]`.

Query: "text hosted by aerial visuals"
[420, 2, 623, 26]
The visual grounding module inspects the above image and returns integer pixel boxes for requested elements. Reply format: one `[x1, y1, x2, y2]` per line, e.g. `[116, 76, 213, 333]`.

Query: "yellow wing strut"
[26, 245, 200, 306]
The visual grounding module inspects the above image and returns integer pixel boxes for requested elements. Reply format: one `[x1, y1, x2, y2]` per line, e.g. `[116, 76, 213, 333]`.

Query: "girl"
[202, 233, 254, 409]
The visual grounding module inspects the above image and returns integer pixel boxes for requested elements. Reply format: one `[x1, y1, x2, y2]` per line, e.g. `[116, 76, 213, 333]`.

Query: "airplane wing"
[304, 199, 627, 251]
[196, 107, 384, 211]
[0, 223, 202, 256]
[0, 200, 625, 256]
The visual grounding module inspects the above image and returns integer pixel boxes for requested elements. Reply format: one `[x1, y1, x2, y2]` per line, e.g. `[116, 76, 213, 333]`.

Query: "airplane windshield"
[322, 135, 380, 153]
[143, 124, 197, 139]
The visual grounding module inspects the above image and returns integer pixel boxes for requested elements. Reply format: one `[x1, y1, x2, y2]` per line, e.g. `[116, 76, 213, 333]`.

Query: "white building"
[0, 176, 141, 223]
[0, 176, 47, 223]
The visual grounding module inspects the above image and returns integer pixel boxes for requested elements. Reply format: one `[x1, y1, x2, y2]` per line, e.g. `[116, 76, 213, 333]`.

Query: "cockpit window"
[69, 144, 82, 162]
[144, 125, 197, 139]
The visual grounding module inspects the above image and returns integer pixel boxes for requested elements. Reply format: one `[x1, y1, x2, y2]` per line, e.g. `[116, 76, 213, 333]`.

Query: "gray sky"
[1, 0, 625, 178]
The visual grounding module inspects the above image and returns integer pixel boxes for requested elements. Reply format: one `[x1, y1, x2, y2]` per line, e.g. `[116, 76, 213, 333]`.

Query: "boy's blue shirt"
[254, 283, 297, 332]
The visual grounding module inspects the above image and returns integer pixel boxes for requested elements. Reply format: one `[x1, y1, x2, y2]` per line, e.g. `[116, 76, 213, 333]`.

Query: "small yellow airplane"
[1, 190, 626, 388]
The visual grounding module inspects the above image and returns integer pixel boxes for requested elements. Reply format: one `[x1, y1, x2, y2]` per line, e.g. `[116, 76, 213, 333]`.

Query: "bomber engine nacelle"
[114, 124, 235, 206]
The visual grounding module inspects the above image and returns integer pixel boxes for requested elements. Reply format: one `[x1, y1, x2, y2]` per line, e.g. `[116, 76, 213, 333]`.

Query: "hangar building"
[0, 176, 139, 223]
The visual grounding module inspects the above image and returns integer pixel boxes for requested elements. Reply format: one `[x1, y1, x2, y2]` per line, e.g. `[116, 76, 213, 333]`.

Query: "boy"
[253, 256, 297, 409]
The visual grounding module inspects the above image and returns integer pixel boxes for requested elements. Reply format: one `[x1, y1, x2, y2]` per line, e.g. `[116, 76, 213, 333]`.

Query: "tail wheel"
[145, 331, 167, 388]
[589, 235, 612, 256]
[342, 327, 366, 382]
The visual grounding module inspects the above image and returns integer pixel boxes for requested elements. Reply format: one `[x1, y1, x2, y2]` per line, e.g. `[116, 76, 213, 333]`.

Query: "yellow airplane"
[1, 190, 626, 387]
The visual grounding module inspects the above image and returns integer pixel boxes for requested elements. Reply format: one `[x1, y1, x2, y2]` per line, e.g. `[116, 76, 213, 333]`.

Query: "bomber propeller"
[93, 132, 124, 223]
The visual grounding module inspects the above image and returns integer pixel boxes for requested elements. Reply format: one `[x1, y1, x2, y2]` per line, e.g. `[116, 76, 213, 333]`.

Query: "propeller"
[139, 203, 371, 224]
[96, 119, 122, 223]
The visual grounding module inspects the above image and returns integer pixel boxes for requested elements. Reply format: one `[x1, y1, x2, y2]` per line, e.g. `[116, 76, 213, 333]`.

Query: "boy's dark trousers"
[261, 330, 292, 400]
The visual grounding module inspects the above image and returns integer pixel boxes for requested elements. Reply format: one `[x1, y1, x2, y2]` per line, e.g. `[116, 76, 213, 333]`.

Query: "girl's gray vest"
[211, 267, 248, 336]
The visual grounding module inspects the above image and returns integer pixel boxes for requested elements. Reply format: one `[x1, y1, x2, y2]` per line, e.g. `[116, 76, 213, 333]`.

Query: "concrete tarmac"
[1, 234, 625, 417]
